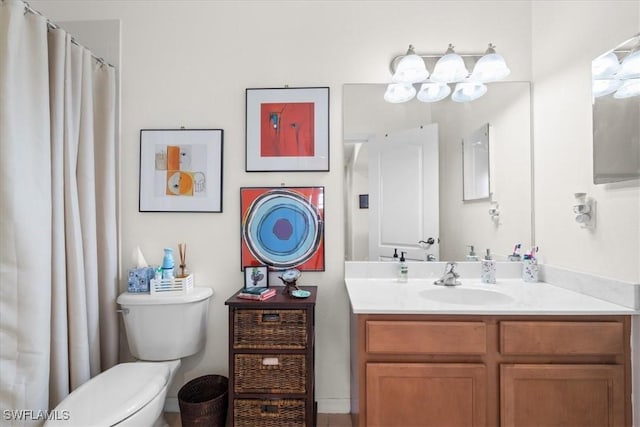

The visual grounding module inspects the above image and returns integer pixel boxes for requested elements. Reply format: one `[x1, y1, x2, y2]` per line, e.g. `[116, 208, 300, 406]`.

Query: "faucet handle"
[446, 262, 460, 277]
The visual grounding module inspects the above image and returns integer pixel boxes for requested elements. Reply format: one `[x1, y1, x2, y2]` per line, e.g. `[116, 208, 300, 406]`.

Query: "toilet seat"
[48, 362, 170, 426]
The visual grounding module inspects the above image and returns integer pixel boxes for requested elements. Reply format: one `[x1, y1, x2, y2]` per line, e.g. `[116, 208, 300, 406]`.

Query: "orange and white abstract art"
[139, 129, 223, 212]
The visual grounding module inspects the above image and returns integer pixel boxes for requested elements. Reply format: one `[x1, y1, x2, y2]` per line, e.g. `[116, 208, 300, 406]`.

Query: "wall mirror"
[344, 82, 533, 262]
[463, 123, 491, 201]
[592, 34, 640, 184]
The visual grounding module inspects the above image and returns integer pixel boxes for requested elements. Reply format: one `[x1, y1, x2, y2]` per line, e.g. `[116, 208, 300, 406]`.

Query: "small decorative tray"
[291, 289, 311, 299]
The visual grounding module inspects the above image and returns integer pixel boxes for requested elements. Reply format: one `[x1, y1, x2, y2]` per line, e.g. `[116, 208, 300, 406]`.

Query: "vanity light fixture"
[592, 78, 623, 98]
[470, 43, 511, 83]
[452, 81, 488, 102]
[392, 45, 430, 84]
[613, 78, 640, 99]
[384, 82, 416, 103]
[385, 43, 510, 104]
[592, 52, 621, 80]
[616, 44, 640, 80]
[592, 34, 640, 99]
[430, 44, 469, 83]
[416, 82, 451, 103]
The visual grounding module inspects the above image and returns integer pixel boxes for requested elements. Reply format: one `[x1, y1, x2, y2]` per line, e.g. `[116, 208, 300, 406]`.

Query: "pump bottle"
[398, 251, 408, 282]
[466, 245, 479, 261]
[481, 249, 496, 284]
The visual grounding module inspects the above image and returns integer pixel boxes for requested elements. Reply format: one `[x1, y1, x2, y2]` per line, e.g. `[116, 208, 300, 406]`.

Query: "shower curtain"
[0, 0, 118, 423]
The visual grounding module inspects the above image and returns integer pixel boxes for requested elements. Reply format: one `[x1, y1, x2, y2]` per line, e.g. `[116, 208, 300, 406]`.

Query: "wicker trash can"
[178, 374, 228, 427]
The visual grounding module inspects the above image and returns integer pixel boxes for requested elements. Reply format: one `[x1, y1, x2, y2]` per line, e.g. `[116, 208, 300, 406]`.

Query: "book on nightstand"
[237, 287, 276, 301]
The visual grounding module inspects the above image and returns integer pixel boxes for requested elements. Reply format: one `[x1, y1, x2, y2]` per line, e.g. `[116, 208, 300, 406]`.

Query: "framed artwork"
[240, 187, 325, 271]
[245, 87, 329, 172]
[243, 265, 269, 289]
[139, 129, 223, 212]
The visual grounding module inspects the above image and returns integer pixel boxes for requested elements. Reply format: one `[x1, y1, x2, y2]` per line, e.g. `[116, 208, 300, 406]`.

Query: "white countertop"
[344, 262, 639, 315]
[345, 278, 636, 315]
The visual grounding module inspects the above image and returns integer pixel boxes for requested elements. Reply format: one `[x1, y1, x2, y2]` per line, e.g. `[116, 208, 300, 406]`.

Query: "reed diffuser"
[178, 243, 187, 278]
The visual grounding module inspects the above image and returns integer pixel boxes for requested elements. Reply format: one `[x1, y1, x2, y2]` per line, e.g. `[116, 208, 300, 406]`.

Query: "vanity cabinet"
[226, 286, 316, 427]
[350, 314, 631, 427]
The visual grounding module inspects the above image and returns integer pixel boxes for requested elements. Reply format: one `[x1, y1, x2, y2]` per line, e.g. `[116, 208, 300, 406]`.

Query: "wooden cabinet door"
[501, 364, 625, 427]
[366, 363, 487, 427]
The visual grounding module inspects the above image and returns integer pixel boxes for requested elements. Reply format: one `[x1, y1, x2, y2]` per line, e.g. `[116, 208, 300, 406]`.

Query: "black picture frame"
[243, 265, 269, 289]
[245, 87, 330, 172]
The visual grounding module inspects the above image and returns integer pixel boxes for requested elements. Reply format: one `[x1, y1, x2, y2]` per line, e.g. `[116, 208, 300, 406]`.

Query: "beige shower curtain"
[0, 0, 118, 423]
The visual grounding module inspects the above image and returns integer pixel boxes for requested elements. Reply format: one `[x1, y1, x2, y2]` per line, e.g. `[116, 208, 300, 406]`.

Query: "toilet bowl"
[45, 287, 213, 427]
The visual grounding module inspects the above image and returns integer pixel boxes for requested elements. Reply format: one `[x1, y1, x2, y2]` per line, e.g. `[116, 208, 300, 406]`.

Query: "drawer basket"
[233, 309, 307, 349]
[234, 354, 306, 394]
[234, 399, 306, 427]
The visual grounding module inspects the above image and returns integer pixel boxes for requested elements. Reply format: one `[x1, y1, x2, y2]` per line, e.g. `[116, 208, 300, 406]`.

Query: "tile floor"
[164, 411, 352, 426]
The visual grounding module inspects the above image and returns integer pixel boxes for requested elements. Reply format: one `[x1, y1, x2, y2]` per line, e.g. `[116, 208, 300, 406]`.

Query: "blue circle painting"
[243, 189, 322, 269]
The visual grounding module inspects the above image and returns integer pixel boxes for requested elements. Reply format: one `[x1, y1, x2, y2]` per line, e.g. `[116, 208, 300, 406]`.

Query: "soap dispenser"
[481, 249, 496, 284]
[466, 245, 479, 261]
[392, 248, 399, 262]
[398, 251, 408, 282]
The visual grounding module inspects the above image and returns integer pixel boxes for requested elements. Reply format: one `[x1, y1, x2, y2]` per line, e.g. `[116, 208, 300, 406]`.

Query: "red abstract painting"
[260, 102, 315, 157]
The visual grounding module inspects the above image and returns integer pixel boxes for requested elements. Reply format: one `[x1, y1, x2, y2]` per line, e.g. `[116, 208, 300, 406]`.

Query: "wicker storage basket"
[178, 375, 228, 427]
[234, 354, 306, 394]
[233, 309, 307, 349]
[234, 398, 306, 427]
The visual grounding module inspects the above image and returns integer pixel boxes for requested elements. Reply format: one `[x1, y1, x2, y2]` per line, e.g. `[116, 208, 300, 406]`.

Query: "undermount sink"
[419, 287, 514, 305]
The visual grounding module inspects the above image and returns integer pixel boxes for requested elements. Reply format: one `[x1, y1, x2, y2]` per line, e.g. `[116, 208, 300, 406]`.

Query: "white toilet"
[45, 287, 213, 427]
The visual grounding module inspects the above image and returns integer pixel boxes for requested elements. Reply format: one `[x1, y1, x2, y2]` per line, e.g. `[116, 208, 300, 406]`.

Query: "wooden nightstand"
[225, 286, 317, 427]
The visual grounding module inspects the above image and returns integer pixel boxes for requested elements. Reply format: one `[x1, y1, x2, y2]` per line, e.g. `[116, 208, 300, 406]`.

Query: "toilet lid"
[49, 362, 169, 426]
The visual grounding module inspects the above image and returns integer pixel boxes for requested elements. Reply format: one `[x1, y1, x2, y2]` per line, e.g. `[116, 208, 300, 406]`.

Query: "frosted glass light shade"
[430, 50, 469, 83]
[384, 83, 416, 103]
[592, 78, 623, 98]
[471, 53, 511, 83]
[613, 78, 640, 99]
[592, 52, 621, 79]
[392, 54, 429, 84]
[451, 82, 487, 102]
[417, 82, 451, 102]
[616, 49, 640, 79]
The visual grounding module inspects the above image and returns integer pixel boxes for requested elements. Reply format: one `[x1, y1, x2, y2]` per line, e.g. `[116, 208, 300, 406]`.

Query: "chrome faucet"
[434, 262, 461, 286]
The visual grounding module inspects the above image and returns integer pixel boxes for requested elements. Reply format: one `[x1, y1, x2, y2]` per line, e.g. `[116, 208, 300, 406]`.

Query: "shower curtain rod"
[9, 0, 116, 68]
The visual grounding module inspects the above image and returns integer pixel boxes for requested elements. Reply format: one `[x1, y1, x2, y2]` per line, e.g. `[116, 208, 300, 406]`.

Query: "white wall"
[531, 3, 640, 423]
[30, 0, 639, 414]
[531, 1, 640, 283]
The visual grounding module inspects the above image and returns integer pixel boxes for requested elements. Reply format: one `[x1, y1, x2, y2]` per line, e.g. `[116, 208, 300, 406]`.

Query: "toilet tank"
[116, 287, 213, 361]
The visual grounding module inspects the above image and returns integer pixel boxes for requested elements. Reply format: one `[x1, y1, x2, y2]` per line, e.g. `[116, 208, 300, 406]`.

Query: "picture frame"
[243, 265, 269, 289]
[245, 87, 329, 172]
[240, 186, 325, 271]
[139, 129, 223, 212]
